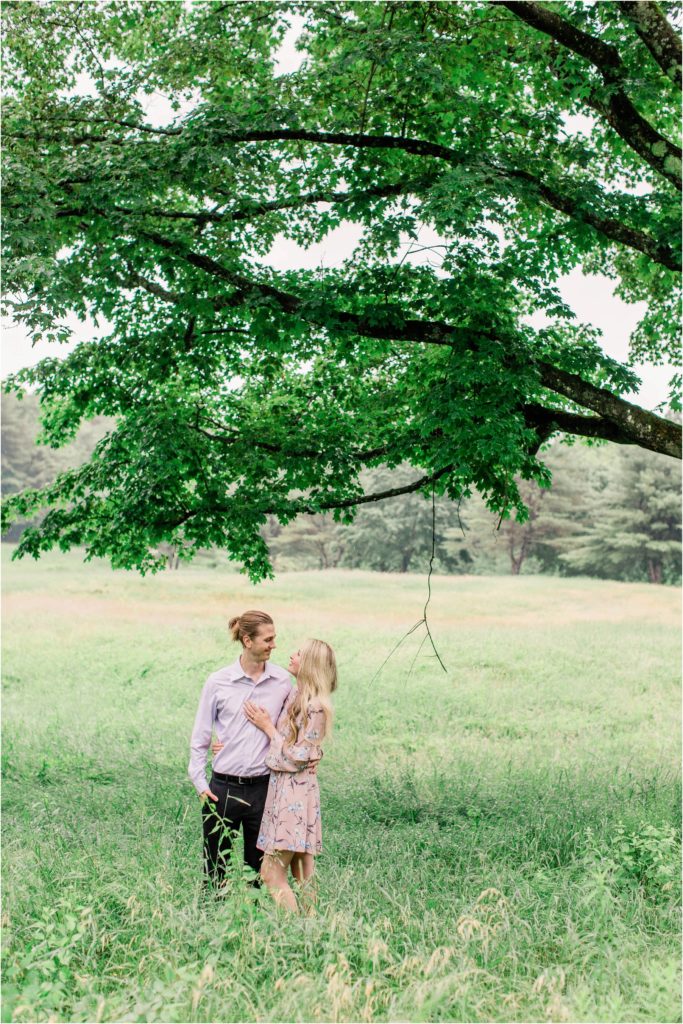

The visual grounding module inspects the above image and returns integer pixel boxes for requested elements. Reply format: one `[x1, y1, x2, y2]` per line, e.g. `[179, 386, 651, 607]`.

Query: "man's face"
[244, 622, 276, 663]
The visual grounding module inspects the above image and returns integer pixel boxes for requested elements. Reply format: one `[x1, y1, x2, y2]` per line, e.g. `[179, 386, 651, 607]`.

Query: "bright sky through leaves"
[3, 0, 680, 578]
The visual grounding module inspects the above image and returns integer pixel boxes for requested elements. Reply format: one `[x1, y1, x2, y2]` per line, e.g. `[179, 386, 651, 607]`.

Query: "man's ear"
[243, 636, 252, 649]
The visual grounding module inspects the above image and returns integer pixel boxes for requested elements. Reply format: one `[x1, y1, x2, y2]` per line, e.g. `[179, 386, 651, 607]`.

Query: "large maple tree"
[3, 0, 681, 577]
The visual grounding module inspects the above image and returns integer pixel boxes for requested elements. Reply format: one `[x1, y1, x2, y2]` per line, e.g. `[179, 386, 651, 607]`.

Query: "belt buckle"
[237, 775, 246, 785]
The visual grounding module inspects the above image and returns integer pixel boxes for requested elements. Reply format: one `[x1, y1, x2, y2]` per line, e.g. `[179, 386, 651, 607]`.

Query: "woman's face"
[287, 649, 301, 678]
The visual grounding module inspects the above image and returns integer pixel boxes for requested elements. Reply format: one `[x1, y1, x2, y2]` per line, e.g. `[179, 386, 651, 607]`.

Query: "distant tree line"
[2, 393, 114, 542]
[3, 393, 680, 584]
[263, 445, 681, 585]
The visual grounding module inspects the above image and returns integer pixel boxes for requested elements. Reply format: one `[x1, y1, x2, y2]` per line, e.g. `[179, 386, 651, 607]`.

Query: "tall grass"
[2, 549, 680, 1022]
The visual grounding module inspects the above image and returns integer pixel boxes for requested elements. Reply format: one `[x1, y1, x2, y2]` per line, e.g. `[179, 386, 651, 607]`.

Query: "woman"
[213, 638, 337, 912]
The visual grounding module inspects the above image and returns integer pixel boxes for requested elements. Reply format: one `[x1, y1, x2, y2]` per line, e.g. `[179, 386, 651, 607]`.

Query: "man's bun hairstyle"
[229, 610, 273, 646]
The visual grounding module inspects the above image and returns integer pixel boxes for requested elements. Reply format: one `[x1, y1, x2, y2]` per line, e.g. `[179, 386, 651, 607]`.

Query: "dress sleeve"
[265, 705, 325, 773]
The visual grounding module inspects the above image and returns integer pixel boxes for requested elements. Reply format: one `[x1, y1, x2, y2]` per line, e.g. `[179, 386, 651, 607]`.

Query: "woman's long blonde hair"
[285, 639, 337, 746]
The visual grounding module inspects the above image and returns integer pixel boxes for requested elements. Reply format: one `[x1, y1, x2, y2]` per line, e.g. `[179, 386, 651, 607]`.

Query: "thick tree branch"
[16, 122, 678, 266]
[583, 92, 680, 189]
[122, 270, 179, 305]
[206, 128, 680, 264]
[498, 0, 622, 71]
[192, 405, 662, 466]
[127, 235, 682, 460]
[537, 364, 681, 458]
[138, 229, 458, 346]
[620, 1, 682, 89]
[497, 0, 681, 188]
[157, 395, 679, 536]
[523, 403, 643, 446]
[505, 167, 680, 270]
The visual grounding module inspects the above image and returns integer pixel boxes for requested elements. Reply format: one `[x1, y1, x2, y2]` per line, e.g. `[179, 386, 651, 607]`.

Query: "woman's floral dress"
[257, 691, 324, 855]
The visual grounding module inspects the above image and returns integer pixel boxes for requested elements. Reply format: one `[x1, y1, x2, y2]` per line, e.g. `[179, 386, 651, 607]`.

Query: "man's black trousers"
[201, 774, 269, 885]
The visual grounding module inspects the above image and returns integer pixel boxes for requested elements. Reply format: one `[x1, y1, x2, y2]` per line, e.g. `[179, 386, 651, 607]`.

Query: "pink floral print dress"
[257, 691, 324, 855]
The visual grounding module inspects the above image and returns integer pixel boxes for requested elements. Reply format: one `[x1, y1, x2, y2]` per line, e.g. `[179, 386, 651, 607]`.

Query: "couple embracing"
[188, 610, 337, 912]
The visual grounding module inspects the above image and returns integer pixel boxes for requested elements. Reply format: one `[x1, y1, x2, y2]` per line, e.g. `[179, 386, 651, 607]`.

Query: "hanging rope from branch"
[370, 483, 447, 682]
[423, 483, 447, 672]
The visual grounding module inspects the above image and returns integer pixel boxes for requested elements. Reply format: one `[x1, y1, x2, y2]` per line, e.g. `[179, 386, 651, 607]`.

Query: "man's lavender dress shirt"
[188, 658, 292, 795]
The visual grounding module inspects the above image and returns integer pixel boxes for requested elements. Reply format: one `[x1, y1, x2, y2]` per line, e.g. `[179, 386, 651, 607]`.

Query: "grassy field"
[2, 547, 681, 1024]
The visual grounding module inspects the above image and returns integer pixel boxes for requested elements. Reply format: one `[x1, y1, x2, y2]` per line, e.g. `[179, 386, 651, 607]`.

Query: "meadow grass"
[2, 547, 681, 1023]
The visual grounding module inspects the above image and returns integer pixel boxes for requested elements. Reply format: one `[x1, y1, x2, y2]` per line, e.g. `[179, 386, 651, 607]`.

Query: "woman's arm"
[265, 706, 325, 773]
[243, 701, 277, 738]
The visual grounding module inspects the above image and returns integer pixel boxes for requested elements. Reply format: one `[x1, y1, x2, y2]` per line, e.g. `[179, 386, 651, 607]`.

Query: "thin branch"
[71, 115, 181, 137]
[407, 630, 430, 680]
[370, 486, 447, 684]
[156, 464, 455, 531]
[315, 465, 454, 512]
[455, 497, 466, 539]
[496, 0, 681, 188]
[368, 618, 424, 686]
[187, 417, 393, 463]
[52, 178, 424, 227]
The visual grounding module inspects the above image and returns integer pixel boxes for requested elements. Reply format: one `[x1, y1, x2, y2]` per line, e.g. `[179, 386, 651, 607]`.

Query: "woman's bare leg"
[260, 850, 298, 912]
[290, 852, 317, 913]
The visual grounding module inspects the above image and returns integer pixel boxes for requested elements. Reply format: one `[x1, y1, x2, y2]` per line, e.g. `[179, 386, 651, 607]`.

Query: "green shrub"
[584, 822, 681, 901]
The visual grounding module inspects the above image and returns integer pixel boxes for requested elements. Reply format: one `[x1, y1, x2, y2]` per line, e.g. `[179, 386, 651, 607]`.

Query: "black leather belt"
[212, 771, 269, 786]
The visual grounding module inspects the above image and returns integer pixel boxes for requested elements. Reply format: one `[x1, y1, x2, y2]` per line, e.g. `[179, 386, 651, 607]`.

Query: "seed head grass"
[2, 549, 680, 1022]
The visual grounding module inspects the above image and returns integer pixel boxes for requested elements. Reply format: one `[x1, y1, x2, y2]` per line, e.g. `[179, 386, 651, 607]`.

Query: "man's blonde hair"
[228, 610, 273, 646]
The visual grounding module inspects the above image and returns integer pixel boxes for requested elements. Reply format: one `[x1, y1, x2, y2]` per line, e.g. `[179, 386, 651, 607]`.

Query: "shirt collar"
[228, 657, 275, 684]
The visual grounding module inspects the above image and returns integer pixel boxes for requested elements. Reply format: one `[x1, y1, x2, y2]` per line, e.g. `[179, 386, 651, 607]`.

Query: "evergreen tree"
[339, 466, 465, 574]
[442, 442, 604, 575]
[1, 392, 112, 540]
[560, 447, 682, 583]
[267, 514, 347, 571]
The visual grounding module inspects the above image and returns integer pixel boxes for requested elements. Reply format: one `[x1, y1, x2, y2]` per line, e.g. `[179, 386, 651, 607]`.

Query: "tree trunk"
[509, 524, 532, 574]
[510, 551, 523, 575]
[508, 486, 546, 574]
[400, 548, 414, 573]
[647, 558, 663, 584]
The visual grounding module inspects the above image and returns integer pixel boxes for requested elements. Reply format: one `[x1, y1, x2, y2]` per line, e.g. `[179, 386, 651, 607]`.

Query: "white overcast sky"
[1, 20, 675, 409]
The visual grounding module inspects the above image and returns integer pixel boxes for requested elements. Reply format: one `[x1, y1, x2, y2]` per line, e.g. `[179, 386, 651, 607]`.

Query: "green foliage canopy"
[2, 0, 681, 578]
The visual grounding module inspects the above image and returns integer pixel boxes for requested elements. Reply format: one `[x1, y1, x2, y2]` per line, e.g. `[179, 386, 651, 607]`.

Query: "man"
[188, 609, 292, 886]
